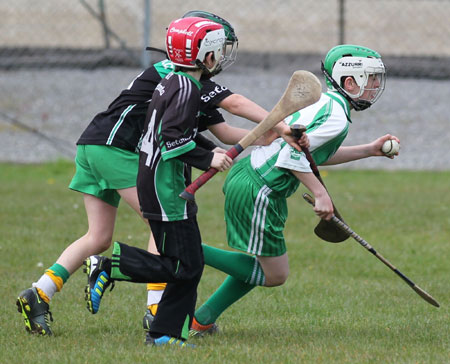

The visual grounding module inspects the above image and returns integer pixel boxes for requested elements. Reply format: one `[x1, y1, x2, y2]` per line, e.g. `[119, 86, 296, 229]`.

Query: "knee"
[264, 270, 289, 287]
[86, 232, 113, 253]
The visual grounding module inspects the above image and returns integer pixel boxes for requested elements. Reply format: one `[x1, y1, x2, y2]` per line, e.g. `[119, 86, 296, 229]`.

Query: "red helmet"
[166, 17, 226, 73]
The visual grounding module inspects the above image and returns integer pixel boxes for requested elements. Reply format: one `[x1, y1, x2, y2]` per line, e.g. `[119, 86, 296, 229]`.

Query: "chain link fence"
[2, 0, 450, 74]
[1, 0, 450, 168]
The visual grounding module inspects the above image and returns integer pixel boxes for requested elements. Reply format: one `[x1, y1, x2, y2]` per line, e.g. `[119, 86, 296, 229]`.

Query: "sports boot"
[83, 255, 114, 314]
[189, 317, 219, 338]
[145, 333, 195, 348]
[143, 308, 155, 331]
[16, 287, 53, 336]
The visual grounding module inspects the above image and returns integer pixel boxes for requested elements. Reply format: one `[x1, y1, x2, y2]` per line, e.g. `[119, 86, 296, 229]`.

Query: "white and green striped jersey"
[249, 91, 351, 198]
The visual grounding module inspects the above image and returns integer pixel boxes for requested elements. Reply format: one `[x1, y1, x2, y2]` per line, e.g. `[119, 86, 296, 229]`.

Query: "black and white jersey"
[137, 71, 211, 222]
[77, 59, 232, 152]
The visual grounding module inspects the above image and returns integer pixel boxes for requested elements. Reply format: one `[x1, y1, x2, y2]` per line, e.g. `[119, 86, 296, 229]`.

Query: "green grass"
[1, 161, 449, 364]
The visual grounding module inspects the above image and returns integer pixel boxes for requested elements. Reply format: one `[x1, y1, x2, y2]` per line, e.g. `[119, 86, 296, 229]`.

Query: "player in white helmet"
[188, 45, 399, 338]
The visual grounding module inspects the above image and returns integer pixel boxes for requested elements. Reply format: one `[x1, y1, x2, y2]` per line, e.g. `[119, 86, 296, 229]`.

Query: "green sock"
[202, 243, 265, 286]
[47, 263, 70, 283]
[195, 275, 254, 325]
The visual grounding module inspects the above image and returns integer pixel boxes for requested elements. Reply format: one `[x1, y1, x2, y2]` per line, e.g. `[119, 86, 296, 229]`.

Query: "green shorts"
[223, 157, 288, 257]
[69, 145, 139, 207]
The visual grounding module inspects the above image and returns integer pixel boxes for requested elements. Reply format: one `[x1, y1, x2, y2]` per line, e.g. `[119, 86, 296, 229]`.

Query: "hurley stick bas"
[179, 70, 322, 202]
[303, 193, 440, 308]
[290, 124, 349, 242]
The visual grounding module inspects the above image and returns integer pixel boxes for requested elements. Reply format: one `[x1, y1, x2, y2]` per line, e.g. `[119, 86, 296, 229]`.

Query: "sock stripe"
[147, 282, 167, 291]
[247, 257, 265, 286]
[44, 270, 64, 292]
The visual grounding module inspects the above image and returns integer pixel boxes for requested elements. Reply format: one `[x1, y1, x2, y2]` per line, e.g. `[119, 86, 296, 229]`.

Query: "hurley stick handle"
[292, 125, 348, 242]
[303, 193, 440, 308]
[290, 124, 322, 182]
[179, 144, 243, 202]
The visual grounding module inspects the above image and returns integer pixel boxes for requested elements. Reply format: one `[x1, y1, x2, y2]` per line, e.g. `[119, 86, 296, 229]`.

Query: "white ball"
[381, 139, 400, 156]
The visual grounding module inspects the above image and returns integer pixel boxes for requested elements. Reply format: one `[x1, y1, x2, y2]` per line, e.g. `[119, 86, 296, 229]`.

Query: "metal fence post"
[141, 0, 151, 68]
[98, 0, 110, 49]
[339, 0, 345, 44]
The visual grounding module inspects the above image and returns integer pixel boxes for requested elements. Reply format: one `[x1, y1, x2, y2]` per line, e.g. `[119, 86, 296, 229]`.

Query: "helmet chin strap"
[195, 59, 220, 77]
[321, 62, 371, 111]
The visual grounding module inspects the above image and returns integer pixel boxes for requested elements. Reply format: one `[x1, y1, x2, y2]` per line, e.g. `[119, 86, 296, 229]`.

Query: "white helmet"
[323, 45, 386, 111]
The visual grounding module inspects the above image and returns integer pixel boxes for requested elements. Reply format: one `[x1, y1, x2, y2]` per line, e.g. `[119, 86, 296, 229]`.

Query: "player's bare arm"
[290, 170, 334, 220]
[218, 93, 268, 122]
[323, 134, 400, 165]
[208, 123, 251, 145]
[218, 94, 304, 151]
[207, 122, 287, 147]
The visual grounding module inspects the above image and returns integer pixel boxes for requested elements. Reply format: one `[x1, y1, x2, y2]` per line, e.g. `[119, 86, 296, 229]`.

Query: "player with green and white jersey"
[189, 44, 401, 336]
[224, 91, 351, 258]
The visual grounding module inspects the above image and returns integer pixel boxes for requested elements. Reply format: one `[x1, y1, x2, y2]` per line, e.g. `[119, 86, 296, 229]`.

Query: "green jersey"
[224, 91, 351, 256]
[249, 91, 351, 198]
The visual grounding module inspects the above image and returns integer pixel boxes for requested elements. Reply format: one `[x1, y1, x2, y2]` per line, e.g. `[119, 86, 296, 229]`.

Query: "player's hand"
[276, 123, 309, 151]
[370, 134, 400, 158]
[296, 132, 310, 149]
[212, 147, 227, 154]
[313, 194, 334, 221]
[210, 152, 232, 172]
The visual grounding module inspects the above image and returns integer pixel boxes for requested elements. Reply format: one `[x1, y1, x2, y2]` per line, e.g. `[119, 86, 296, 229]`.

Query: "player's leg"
[16, 193, 118, 335]
[84, 217, 204, 345]
[119, 188, 166, 328]
[58, 194, 117, 273]
[90, 148, 166, 321]
[117, 186, 167, 329]
[191, 247, 281, 336]
[16, 145, 121, 336]
[257, 253, 289, 287]
[192, 158, 288, 335]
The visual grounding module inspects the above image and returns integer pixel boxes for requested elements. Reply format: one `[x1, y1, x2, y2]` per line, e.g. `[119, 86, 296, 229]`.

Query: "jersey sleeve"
[275, 145, 312, 173]
[176, 146, 213, 171]
[194, 133, 217, 151]
[200, 78, 233, 107]
[276, 94, 350, 170]
[197, 108, 225, 131]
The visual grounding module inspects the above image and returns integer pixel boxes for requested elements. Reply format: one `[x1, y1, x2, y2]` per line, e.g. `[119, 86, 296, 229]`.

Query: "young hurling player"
[81, 17, 231, 347]
[15, 11, 292, 337]
[187, 45, 400, 337]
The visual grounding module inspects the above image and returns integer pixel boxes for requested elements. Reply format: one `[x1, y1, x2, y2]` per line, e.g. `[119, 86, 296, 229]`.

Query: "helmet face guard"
[218, 37, 238, 73]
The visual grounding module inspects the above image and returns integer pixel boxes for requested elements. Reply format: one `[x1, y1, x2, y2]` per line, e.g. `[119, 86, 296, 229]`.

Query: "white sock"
[147, 289, 164, 307]
[33, 274, 57, 300]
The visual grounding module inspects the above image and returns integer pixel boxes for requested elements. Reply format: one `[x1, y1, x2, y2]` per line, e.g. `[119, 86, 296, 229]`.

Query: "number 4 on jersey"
[140, 108, 158, 167]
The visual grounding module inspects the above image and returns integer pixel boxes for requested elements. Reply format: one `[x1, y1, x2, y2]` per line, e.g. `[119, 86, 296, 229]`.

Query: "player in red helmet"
[16, 11, 301, 339]
[82, 17, 232, 348]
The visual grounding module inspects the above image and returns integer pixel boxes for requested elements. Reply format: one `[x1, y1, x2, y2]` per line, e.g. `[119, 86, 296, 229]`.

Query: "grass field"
[1, 161, 449, 364]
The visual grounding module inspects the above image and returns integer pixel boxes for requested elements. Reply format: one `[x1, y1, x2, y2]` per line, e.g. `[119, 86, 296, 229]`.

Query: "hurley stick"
[290, 124, 348, 242]
[303, 193, 440, 308]
[180, 70, 322, 202]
